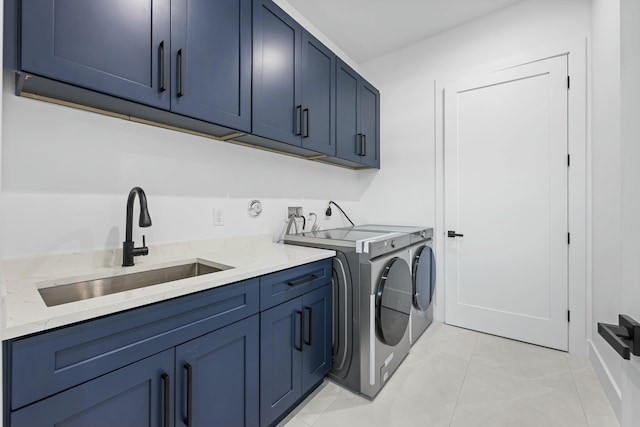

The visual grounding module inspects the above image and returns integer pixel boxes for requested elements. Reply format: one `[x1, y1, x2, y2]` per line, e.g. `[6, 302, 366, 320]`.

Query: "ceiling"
[286, 0, 526, 64]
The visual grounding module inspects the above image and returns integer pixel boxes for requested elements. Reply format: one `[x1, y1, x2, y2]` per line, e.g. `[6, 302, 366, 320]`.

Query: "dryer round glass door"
[375, 257, 412, 346]
[413, 245, 436, 311]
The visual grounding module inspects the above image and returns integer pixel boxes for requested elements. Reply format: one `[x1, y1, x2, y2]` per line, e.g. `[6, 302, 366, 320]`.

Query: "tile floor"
[279, 322, 620, 427]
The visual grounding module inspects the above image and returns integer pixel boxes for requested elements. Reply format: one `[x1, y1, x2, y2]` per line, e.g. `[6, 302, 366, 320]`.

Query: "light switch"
[214, 208, 224, 226]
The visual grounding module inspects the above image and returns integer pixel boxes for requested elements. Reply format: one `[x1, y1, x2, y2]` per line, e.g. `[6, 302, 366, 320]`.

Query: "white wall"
[275, 0, 362, 73]
[0, 78, 366, 259]
[359, 0, 590, 224]
[620, 0, 640, 424]
[356, 0, 591, 322]
[590, 0, 640, 425]
[589, 0, 625, 419]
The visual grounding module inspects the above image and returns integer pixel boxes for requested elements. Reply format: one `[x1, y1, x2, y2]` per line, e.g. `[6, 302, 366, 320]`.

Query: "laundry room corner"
[356, 0, 590, 351]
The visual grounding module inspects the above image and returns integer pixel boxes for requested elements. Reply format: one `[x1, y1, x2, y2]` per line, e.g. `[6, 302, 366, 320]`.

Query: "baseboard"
[588, 339, 622, 420]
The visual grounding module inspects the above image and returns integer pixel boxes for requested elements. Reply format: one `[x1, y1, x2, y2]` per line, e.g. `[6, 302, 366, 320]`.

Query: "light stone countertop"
[0, 234, 334, 340]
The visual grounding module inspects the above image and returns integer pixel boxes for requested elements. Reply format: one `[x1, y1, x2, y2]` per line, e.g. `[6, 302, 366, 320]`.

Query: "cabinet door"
[301, 284, 333, 392]
[171, 0, 251, 132]
[359, 82, 381, 168]
[21, 0, 171, 109]
[260, 297, 303, 426]
[300, 31, 336, 155]
[11, 350, 174, 427]
[335, 58, 361, 163]
[252, 0, 302, 146]
[175, 315, 259, 427]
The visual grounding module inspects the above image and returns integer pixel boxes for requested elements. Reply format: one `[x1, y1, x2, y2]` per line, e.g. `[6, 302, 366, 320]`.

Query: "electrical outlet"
[214, 208, 224, 226]
[287, 206, 303, 220]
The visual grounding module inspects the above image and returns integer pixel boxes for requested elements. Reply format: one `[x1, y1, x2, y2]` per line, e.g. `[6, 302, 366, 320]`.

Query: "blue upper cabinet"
[253, 0, 336, 155]
[21, 0, 171, 110]
[252, 0, 302, 146]
[336, 58, 381, 168]
[15, 0, 378, 167]
[20, 0, 251, 133]
[359, 82, 381, 167]
[170, 0, 251, 132]
[336, 59, 361, 164]
[301, 31, 336, 155]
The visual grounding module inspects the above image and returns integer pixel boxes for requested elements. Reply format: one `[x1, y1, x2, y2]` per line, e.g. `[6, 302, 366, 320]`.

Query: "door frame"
[434, 38, 588, 356]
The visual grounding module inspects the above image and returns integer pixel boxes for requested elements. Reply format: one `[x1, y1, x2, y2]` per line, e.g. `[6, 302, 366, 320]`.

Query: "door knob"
[447, 230, 464, 238]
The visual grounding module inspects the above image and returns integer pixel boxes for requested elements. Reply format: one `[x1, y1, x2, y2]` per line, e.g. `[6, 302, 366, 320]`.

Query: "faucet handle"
[132, 235, 149, 257]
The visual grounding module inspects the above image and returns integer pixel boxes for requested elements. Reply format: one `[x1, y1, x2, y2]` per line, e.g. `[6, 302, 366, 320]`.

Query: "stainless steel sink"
[38, 261, 233, 307]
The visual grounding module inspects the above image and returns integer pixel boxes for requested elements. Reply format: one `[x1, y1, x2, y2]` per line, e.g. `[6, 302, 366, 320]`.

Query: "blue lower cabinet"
[260, 297, 303, 427]
[11, 349, 175, 427]
[5, 261, 332, 427]
[260, 284, 332, 427]
[302, 285, 332, 392]
[175, 315, 259, 427]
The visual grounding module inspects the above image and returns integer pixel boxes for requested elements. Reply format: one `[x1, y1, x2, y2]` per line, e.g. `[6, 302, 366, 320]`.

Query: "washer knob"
[391, 240, 396, 248]
[420, 231, 426, 239]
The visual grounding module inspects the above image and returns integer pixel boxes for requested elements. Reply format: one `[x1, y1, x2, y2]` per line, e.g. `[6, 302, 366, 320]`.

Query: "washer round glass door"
[376, 257, 412, 346]
[413, 245, 436, 311]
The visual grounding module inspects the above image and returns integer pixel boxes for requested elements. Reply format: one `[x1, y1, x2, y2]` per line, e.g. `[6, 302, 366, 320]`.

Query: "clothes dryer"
[408, 237, 435, 344]
[345, 225, 435, 345]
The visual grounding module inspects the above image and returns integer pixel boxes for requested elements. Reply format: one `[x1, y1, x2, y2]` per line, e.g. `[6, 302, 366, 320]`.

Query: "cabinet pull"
[361, 134, 367, 157]
[184, 363, 193, 427]
[161, 372, 170, 427]
[303, 108, 310, 138]
[178, 48, 185, 97]
[295, 105, 303, 136]
[356, 134, 363, 155]
[304, 306, 312, 345]
[288, 274, 317, 287]
[159, 41, 167, 92]
[295, 310, 303, 352]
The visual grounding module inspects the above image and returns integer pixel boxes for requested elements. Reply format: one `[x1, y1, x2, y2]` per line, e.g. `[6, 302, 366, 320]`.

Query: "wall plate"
[287, 206, 303, 220]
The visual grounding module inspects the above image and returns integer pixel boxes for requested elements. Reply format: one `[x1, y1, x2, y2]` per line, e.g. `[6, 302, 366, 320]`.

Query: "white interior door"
[444, 55, 569, 351]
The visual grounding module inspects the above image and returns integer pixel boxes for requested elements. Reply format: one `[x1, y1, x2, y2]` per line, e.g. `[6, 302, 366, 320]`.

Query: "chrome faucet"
[122, 187, 152, 267]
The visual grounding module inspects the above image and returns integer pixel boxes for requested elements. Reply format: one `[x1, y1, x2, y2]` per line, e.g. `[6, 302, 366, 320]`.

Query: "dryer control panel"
[367, 234, 411, 258]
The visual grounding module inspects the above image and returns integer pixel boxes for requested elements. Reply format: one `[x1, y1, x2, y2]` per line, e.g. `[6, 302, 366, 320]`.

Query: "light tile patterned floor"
[279, 322, 620, 427]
